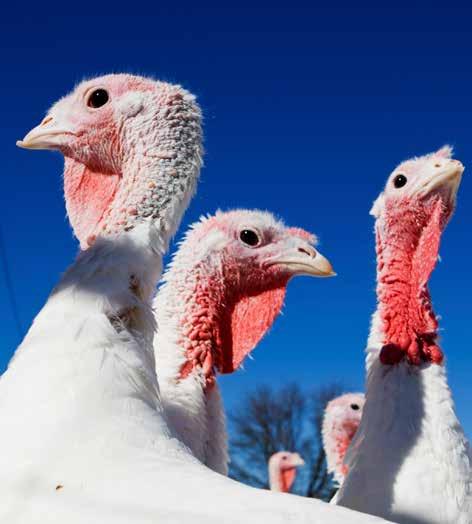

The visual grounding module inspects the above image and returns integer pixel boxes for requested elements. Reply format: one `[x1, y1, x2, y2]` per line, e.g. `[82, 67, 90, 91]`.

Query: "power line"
[0, 226, 23, 338]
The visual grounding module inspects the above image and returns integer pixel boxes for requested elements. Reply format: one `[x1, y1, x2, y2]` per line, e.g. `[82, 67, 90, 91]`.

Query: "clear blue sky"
[1, 4, 472, 435]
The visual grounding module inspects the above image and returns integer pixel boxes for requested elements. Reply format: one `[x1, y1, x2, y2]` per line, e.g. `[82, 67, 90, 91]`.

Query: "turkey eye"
[87, 89, 109, 109]
[239, 229, 260, 247]
[350, 403, 360, 411]
[393, 174, 407, 188]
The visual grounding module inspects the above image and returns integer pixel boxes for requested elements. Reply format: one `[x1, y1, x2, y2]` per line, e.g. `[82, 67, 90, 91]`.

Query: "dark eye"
[239, 229, 261, 247]
[350, 403, 360, 411]
[393, 174, 407, 188]
[87, 89, 109, 109]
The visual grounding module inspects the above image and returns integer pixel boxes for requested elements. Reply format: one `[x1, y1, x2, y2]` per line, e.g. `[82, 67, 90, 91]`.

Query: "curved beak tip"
[313, 254, 336, 278]
[270, 248, 336, 278]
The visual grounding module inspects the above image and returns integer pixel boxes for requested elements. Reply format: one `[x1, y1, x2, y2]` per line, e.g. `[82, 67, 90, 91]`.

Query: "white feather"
[0, 223, 392, 523]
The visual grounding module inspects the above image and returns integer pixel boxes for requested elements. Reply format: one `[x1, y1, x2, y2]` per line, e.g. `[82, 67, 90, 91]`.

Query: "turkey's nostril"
[40, 116, 53, 127]
[298, 247, 316, 258]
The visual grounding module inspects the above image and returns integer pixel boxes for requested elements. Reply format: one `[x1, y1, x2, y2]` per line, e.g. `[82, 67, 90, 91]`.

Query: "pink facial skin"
[371, 146, 463, 366]
[18, 74, 202, 250]
[322, 393, 365, 484]
[173, 210, 334, 391]
[268, 451, 305, 493]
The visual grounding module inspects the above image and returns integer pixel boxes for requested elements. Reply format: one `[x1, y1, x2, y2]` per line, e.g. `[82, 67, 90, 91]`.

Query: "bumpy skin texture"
[23, 74, 202, 249]
[268, 451, 304, 493]
[153, 210, 326, 475]
[371, 146, 459, 367]
[336, 147, 472, 524]
[322, 393, 364, 485]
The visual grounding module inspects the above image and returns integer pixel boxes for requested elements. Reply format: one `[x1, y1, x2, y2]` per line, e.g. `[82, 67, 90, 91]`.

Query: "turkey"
[154, 209, 335, 475]
[322, 393, 364, 486]
[2, 73, 393, 523]
[268, 451, 305, 493]
[335, 147, 472, 523]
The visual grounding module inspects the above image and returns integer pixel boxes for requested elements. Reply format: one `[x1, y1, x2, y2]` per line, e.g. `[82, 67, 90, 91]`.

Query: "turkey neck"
[375, 200, 444, 367]
[269, 466, 296, 493]
[336, 201, 472, 523]
[64, 86, 202, 250]
[1, 122, 203, 467]
[327, 421, 358, 485]
[153, 258, 230, 474]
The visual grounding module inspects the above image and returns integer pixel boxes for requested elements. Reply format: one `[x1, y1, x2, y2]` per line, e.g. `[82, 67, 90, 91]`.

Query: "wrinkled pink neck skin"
[62, 77, 152, 249]
[330, 420, 360, 480]
[64, 159, 121, 248]
[61, 78, 201, 250]
[268, 459, 297, 493]
[376, 197, 449, 366]
[178, 260, 288, 392]
[279, 467, 297, 493]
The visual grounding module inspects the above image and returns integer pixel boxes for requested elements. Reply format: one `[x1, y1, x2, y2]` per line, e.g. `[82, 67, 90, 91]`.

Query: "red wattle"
[221, 286, 287, 374]
[64, 160, 120, 248]
[377, 199, 446, 367]
[280, 468, 296, 493]
[178, 272, 288, 392]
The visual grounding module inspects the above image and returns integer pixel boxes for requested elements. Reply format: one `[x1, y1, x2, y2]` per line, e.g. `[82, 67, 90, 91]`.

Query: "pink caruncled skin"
[335, 147, 470, 524]
[322, 393, 365, 485]
[268, 451, 305, 493]
[154, 210, 335, 475]
[17, 74, 202, 250]
[173, 211, 335, 389]
[371, 146, 463, 367]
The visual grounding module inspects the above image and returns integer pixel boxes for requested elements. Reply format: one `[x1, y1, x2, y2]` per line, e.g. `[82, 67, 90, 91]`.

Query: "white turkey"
[268, 451, 305, 493]
[2, 73, 392, 523]
[335, 147, 472, 524]
[154, 209, 334, 475]
[322, 393, 364, 486]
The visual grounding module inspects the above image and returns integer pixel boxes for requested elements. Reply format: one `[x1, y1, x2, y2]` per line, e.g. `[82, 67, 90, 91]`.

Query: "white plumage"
[0, 224, 392, 523]
[0, 74, 393, 523]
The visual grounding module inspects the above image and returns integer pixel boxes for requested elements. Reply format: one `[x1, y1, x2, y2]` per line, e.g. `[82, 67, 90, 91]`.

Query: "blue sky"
[1, 4, 472, 435]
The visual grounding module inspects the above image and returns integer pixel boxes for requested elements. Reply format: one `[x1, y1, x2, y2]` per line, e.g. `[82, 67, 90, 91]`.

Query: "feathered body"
[336, 147, 472, 523]
[0, 226, 387, 524]
[1, 74, 392, 523]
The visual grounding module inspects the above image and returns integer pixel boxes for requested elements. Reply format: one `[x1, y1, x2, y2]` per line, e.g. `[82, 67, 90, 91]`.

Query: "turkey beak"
[420, 160, 464, 202]
[16, 115, 74, 151]
[267, 242, 336, 277]
[292, 454, 305, 467]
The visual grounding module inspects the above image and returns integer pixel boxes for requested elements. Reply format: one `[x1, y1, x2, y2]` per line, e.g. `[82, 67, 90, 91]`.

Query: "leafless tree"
[228, 382, 343, 500]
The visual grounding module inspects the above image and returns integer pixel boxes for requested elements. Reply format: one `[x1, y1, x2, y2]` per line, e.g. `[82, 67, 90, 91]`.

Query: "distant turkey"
[322, 393, 364, 486]
[268, 451, 305, 493]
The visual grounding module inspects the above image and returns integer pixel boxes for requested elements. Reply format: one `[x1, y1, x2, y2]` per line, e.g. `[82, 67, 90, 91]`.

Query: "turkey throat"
[153, 259, 288, 473]
[177, 265, 287, 391]
[376, 197, 451, 366]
